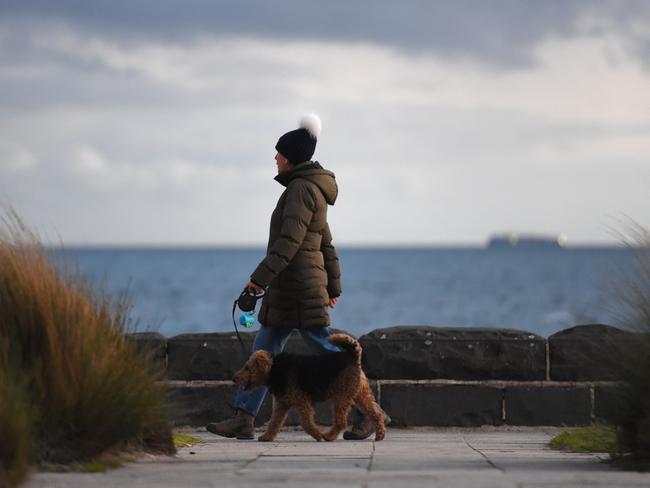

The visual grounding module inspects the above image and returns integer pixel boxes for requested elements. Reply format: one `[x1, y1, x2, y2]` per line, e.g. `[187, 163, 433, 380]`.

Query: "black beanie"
[275, 114, 322, 165]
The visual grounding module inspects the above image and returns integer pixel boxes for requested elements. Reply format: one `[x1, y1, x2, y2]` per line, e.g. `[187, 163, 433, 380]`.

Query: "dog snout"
[232, 370, 242, 384]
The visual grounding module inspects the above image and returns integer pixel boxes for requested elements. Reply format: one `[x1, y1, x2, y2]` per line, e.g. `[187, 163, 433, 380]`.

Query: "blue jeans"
[234, 325, 340, 417]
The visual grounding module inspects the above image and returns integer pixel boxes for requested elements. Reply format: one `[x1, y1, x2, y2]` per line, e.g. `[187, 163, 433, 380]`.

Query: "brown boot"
[343, 403, 391, 441]
[206, 410, 255, 440]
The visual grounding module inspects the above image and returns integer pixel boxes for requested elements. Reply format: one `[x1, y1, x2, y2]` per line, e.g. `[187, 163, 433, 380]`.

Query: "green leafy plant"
[173, 432, 206, 448]
[550, 425, 617, 453]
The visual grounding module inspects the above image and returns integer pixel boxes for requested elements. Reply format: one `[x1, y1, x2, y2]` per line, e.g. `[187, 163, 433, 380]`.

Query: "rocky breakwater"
[126, 324, 635, 427]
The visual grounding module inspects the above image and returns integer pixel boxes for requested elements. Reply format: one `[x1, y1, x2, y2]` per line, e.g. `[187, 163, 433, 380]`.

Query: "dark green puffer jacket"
[250, 161, 341, 329]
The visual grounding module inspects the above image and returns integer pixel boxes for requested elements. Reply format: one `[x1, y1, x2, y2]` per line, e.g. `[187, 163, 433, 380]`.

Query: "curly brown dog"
[233, 334, 385, 442]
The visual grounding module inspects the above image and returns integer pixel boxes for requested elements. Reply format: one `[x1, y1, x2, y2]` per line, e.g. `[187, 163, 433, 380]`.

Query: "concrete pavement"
[26, 428, 650, 487]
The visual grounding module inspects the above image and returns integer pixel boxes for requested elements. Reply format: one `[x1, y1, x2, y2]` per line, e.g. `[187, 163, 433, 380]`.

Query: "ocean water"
[52, 247, 635, 338]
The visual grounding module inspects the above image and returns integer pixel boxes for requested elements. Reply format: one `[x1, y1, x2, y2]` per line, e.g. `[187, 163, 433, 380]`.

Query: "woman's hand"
[245, 281, 264, 295]
[328, 297, 338, 308]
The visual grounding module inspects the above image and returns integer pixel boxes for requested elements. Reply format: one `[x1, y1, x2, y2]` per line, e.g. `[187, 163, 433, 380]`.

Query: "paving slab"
[24, 428, 650, 488]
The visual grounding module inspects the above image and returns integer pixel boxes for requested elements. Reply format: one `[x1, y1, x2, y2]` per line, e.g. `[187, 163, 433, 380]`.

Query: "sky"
[0, 0, 649, 246]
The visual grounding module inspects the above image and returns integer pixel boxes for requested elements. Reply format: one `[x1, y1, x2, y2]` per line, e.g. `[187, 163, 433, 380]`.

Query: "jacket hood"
[274, 161, 338, 205]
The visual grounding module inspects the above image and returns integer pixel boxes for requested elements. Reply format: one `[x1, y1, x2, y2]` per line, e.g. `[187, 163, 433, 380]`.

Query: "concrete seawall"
[127, 323, 632, 427]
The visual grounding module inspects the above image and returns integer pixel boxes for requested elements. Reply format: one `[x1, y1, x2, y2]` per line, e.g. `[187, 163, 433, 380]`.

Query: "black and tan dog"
[233, 334, 385, 442]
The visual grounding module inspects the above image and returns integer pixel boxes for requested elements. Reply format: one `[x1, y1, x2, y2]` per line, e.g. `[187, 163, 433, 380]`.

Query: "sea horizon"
[47, 242, 629, 251]
[47, 246, 637, 338]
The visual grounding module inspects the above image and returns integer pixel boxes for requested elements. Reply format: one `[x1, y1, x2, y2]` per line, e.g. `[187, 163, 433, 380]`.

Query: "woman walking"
[206, 115, 386, 440]
[207, 114, 340, 439]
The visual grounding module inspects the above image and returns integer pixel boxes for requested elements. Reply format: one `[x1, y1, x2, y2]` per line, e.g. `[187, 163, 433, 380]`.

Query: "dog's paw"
[374, 431, 385, 442]
[322, 432, 338, 442]
[258, 433, 275, 442]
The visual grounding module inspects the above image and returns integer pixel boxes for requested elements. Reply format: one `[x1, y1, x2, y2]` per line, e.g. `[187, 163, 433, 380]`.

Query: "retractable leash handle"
[232, 288, 266, 353]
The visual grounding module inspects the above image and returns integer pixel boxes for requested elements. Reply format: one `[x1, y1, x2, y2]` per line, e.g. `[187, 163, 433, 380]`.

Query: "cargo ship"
[486, 232, 567, 249]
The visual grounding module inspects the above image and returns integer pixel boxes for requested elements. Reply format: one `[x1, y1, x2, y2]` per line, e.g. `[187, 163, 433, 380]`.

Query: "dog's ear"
[252, 350, 273, 378]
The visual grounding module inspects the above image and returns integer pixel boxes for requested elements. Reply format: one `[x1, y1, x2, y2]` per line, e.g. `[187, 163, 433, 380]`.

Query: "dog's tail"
[327, 334, 362, 365]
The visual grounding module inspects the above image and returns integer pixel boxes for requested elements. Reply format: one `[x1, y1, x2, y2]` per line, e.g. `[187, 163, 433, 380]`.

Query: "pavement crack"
[360, 439, 377, 488]
[463, 437, 505, 473]
[367, 439, 377, 473]
[236, 444, 276, 475]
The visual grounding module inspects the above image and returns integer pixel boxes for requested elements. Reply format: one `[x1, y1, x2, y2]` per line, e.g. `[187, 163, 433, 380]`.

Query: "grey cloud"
[1, 1, 649, 245]
[0, 46, 294, 117]
[1, 0, 649, 67]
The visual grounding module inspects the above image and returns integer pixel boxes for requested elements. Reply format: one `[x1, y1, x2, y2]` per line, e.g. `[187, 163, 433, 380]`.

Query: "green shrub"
[0, 209, 174, 483]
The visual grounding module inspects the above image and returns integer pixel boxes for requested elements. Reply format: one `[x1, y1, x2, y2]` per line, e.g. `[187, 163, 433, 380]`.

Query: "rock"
[166, 332, 255, 380]
[360, 326, 546, 380]
[125, 332, 167, 373]
[505, 386, 591, 426]
[548, 324, 634, 381]
[166, 329, 350, 380]
[380, 384, 503, 426]
[166, 383, 243, 427]
[593, 385, 626, 424]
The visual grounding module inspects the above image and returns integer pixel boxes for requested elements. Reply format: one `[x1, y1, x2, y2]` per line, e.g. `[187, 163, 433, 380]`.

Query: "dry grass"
[611, 221, 650, 463]
[0, 209, 174, 485]
[615, 222, 650, 331]
[0, 352, 33, 487]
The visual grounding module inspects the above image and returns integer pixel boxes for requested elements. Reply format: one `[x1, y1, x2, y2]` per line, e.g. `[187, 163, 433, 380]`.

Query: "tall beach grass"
[0, 209, 173, 486]
[612, 222, 650, 463]
[0, 352, 33, 487]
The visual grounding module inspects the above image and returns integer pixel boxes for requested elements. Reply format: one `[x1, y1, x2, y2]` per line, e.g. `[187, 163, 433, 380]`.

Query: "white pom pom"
[299, 113, 321, 138]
